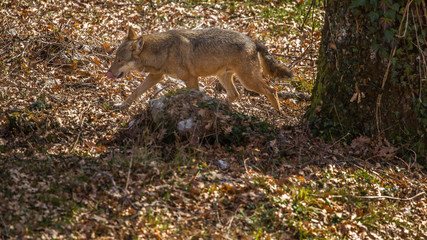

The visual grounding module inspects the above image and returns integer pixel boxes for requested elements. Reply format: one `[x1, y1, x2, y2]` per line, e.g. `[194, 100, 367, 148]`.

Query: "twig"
[394, 155, 411, 170]
[411, 7, 427, 103]
[271, 52, 309, 59]
[407, 148, 418, 169]
[125, 154, 134, 191]
[329, 191, 426, 201]
[226, 215, 235, 231]
[333, 100, 344, 131]
[70, 102, 91, 152]
[298, 0, 316, 31]
[290, 44, 314, 69]
[244, 158, 249, 173]
[83, 166, 141, 210]
[331, 132, 350, 147]
[151, 83, 170, 99]
[192, 22, 204, 30]
[291, 1, 319, 70]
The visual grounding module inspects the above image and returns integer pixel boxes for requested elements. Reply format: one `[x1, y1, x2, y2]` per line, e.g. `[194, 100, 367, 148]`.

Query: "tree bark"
[306, 0, 426, 158]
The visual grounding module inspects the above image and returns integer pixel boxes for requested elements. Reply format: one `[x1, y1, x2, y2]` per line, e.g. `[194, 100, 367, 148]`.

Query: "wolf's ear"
[135, 38, 144, 53]
[127, 27, 137, 40]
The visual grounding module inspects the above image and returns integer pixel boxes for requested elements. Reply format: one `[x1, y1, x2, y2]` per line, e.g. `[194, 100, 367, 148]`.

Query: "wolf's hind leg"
[121, 73, 163, 108]
[217, 72, 239, 102]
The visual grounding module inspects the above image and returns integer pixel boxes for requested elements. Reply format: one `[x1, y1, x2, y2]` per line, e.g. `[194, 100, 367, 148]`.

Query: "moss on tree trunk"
[306, 0, 426, 159]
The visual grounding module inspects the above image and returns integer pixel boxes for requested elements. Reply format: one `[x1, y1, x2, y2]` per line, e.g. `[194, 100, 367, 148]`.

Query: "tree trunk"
[306, 0, 426, 158]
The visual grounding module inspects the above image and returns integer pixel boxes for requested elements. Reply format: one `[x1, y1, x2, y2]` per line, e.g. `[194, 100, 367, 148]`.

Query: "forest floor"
[1, 1, 426, 239]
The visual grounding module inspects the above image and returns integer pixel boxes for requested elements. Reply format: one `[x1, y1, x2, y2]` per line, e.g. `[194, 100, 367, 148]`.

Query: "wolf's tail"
[256, 41, 293, 79]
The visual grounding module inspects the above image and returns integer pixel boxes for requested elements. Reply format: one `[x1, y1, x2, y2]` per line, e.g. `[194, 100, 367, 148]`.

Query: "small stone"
[217, 159, 229, 170]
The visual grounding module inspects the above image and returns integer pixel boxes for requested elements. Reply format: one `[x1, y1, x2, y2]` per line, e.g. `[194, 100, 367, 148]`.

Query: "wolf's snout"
[106, 71, 116, 79]
[106, 71, 124, 79]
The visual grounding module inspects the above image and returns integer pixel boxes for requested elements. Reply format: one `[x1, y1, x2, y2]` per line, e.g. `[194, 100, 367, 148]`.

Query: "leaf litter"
[0, 0, 426, 239]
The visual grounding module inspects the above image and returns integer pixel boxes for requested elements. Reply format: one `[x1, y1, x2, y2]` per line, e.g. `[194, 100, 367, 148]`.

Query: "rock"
[149, 97, 166, 122]
[177, 118, 196, 133]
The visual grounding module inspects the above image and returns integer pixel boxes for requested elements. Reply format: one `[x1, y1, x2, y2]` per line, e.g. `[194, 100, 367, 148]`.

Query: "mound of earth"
[125, 89, 281, 150]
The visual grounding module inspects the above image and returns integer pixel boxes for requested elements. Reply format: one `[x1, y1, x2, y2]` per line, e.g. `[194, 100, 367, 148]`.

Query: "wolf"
[106, 27, 293, 111]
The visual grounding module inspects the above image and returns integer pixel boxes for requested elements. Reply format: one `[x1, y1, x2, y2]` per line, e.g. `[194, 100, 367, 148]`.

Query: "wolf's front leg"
[182, 76, 199, 90]
[116, 73, 164, 110]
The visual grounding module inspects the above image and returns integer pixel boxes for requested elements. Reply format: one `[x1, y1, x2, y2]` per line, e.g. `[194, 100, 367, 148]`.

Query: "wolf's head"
[106, 27, 144, 79]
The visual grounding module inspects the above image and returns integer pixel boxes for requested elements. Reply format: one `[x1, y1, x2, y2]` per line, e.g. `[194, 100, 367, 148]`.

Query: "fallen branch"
[329, 191, 426, 201]
[64, 82, 97, 88]
[278, 91, 311, 101]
